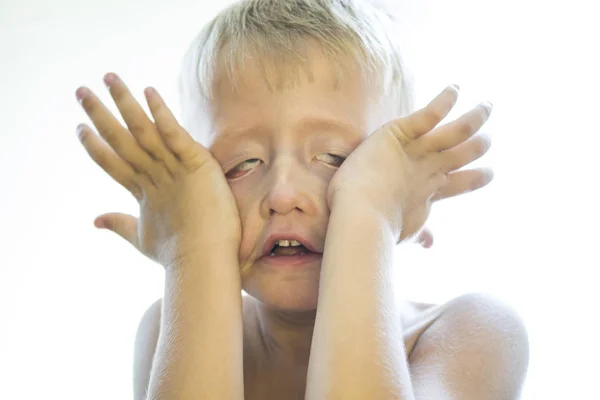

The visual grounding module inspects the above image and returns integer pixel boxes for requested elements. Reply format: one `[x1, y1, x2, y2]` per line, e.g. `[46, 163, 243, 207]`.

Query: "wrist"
[165, 239, 240, 273]
[327, 197, 397, 246]
[328, 193, 401, 241]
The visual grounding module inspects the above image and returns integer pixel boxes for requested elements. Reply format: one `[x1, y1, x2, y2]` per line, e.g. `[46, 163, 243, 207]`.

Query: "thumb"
[94, 213, 139, 248]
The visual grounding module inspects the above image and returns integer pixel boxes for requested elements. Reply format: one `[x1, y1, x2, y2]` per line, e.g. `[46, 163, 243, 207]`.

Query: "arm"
[133, 298, 162, 400]
[306, 85, 502, 399]
[305, 199, 415, 400]
[75, 74, 245, 400]
[304, 203, 530, 400]
[146, 248, 244, 400]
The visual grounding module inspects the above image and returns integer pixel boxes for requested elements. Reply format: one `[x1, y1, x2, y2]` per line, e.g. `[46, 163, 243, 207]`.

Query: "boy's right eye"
[225, 158, 262, 180]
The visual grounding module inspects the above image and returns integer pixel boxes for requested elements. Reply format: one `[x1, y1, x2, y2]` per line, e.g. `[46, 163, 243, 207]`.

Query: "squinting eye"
[316, 153, 346, 167]
[226, 158, 262, 179]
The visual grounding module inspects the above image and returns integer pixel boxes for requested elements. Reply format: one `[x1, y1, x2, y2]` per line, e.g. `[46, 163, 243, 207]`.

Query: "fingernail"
[76, 124, 86, 137]
[482, 101, 494, 111]
[144, 87, 156, 99]
[449, 84, 460, 91]
[75, 87, 90, 104]
[103, 72, 118, 88]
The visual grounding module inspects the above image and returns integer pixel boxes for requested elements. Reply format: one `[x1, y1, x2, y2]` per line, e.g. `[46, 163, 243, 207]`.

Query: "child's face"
[207, 46, 395, 311]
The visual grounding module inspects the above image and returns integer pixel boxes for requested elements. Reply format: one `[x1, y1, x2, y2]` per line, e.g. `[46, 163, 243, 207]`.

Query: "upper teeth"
[275, 239, 302, 247]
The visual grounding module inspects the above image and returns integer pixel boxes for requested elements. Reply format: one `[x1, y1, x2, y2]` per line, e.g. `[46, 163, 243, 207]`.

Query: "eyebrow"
[217, 116, 361, 143]
[293, 116, 362, 139]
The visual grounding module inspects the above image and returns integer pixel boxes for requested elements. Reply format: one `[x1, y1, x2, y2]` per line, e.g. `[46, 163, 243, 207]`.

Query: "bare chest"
[243, 366, 307, 400]
[241, 298, 442, 400]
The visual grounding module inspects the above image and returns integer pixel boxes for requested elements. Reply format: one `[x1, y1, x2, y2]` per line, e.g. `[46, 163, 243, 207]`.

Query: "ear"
[416, 227, 433, 249]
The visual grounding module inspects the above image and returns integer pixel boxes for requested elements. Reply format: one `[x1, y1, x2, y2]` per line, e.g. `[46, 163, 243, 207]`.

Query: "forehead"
[207, 44, 393, 141]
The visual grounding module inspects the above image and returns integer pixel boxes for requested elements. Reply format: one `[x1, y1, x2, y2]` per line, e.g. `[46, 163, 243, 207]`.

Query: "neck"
[252, 298, 317, 367]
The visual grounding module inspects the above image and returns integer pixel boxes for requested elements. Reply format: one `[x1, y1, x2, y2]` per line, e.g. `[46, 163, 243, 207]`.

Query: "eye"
[316, 153, 346, 167]
[226, 158, 262, 180]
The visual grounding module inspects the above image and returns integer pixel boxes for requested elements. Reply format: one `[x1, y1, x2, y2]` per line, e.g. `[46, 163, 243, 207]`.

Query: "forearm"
[306, 201, 414, 400]
[147, 246, 244, 400]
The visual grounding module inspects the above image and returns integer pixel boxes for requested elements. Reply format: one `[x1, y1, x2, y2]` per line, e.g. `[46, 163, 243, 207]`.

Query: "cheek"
[228, 178, 263, 260]
[229, 173, 262, 216]
[310, 164, 337, 188]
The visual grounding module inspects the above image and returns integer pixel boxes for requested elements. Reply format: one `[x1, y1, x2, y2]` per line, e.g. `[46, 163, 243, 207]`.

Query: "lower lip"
[258, 252, 323, 267]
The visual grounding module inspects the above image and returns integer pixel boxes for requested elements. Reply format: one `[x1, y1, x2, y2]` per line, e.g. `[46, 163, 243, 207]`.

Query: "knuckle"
[103, 217, 114, 230]
[133, 133, 157, 155]
[135, 140, 155, 158]
[388, 121, 411, 145]
[128, 121, 146, 135]
[93, 150, 109, 169]
[457, 119, 475, 137]
[130, 184, 143, 200]
[111, 86, 127, 103]
[80, 95, 95, 112]
[103, 128, 122, 150]
[155, 159, 172, 175]
[428, 106, 446, 124]
[160, 125, 179, 143]
[146, 148, 161, 162]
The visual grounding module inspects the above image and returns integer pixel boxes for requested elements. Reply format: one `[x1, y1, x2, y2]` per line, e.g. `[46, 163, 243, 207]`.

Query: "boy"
[75, 0, 529, 399]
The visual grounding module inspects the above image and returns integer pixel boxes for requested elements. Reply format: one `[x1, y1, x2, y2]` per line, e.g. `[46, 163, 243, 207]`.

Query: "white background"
[1, 0, 598, 398]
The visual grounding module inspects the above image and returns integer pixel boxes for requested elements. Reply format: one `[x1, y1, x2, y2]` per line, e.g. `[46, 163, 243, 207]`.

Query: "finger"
[76, 86, 157, 186]
[431, 168, 494, 201]
[94, 212, 140, 250]
[144, 87, 211, 168]
[393, 85, 459, 142]
[422, 102, 493, 152]
[103, 73, 179, 177]
[77, 124, 143, 200]
[440, 134, 491, 172]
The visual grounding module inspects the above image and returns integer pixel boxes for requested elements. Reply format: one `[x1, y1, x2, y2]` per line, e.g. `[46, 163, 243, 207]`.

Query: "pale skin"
[76, 46, 529, 399]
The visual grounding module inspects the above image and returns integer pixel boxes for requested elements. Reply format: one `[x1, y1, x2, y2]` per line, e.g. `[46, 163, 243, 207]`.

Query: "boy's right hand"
[76, 73, 241, 267]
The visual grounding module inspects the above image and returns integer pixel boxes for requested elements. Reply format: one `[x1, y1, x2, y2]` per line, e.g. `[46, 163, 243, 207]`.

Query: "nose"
[261, 157, 316, 217]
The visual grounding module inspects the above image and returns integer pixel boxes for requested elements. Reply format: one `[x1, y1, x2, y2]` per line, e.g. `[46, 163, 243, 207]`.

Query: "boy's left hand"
[327, 85, 493, 244]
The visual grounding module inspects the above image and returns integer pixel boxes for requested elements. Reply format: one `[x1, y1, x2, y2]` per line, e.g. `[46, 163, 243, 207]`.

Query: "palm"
[328, 85, 494, 248]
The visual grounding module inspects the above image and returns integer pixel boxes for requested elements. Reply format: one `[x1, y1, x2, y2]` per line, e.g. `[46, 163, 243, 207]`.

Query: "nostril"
[269, 206, 302, 216]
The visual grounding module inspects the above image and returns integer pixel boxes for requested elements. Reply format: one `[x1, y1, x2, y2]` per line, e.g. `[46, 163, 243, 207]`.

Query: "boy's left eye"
[316, 153, 346, 167]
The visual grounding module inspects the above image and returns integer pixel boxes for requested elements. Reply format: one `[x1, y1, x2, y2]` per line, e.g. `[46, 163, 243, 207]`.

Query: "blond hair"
[177, 0, 415, 145]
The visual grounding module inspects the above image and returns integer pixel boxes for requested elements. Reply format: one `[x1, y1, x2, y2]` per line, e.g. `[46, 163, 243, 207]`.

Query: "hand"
[76, 73, 241, 266]
[327, 85, 493, 243]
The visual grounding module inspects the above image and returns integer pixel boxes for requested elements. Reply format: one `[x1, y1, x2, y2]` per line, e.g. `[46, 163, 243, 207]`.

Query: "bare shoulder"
[404, 293, 530, 399]
[133, 298, 162, 400]
[408, 292, 530, 345]
[398, 297, 444, 357]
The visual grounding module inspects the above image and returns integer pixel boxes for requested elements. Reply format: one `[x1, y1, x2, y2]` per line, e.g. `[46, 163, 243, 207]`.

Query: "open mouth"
[268, 240, 311, 257]
[261, 240, 322, 267]
[260, 237, 323, 267]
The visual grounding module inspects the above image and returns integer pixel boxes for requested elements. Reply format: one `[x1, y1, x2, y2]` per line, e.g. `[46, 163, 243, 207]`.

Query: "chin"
[242, 266, 321, 311]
